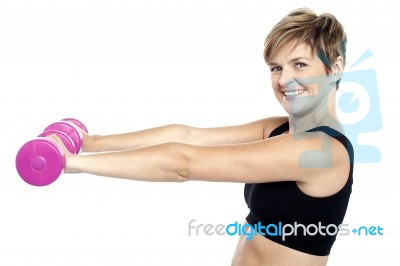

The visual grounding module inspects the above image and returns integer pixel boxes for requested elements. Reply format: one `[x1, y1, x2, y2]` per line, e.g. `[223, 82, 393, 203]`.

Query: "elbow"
[182, 125, 196, 145]
[176, 168, 190, 182]
[165, 142, 191, 182]
[168, 124, 193, 143]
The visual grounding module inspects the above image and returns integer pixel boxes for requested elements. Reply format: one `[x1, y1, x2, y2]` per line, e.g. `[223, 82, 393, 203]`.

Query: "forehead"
[269, 41, 315, 63]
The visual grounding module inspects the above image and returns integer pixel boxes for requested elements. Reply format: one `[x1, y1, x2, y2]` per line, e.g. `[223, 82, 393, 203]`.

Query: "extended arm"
[82, 117, 288, 152]
[66, 130, 349, 188]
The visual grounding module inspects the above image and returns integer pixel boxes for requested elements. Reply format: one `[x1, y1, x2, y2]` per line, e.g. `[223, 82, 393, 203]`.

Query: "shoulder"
[288, 129, 352, 197]
[261, 116, 288, 139]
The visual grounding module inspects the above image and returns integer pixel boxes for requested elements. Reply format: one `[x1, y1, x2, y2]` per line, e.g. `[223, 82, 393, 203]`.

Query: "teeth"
[284, 90, 304, 96]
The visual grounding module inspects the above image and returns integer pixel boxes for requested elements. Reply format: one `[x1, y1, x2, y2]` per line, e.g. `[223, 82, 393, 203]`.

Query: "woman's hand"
[46, 134, 80, 174]
[80, 129, 94, 153]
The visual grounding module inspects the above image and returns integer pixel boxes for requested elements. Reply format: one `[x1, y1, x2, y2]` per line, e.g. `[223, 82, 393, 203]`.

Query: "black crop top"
[244, 122, 354, 256]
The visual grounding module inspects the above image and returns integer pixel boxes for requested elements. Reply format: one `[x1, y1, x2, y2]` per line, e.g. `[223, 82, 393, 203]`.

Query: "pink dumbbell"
[15, 118, 88, 186]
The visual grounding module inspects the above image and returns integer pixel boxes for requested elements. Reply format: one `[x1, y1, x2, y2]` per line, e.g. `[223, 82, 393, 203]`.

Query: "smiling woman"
[268, 42, 342, 119]
[47, 7, 352, 266]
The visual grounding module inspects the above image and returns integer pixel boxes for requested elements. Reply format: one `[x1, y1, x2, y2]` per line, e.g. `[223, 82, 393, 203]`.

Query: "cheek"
[271, 80, 282, 99]
[305, 84, 320, 94]
[270, 76, 280, 90]
[297, 74, 332, 95]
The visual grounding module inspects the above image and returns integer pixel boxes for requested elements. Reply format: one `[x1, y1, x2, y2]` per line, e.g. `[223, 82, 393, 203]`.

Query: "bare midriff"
[231, 222, 329, 266]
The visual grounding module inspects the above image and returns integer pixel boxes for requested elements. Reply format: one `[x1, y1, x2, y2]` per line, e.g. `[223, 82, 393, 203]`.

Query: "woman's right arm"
[83, 116, 288, 152]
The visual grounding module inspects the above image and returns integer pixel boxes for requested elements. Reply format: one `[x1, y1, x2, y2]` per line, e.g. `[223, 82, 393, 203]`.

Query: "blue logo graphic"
[337, 49, 382, 163]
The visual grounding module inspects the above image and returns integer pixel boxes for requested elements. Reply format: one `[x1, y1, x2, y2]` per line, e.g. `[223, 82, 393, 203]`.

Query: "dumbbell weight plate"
[15, 138, 65, 186]
[62, 118, 88, 133]
[44, 121, 83, 154]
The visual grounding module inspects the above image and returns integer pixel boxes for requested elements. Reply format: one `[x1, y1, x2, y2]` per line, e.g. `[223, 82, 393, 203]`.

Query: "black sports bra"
[244, 121, 354, 256]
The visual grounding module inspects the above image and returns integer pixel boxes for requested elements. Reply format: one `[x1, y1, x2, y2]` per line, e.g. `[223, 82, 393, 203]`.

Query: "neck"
[288, 92, 343, 134]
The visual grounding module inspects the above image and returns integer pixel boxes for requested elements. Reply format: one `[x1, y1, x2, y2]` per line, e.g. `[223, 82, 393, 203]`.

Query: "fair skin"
[51, 42, 349, 265]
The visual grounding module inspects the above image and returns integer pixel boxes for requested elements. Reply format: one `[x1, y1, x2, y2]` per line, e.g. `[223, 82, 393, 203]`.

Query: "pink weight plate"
[62, 118, 88, 133]
[15, 138, 65, 186]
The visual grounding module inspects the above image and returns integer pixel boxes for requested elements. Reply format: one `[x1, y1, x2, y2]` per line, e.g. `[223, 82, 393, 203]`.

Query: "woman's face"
[268, 41, 337, 117]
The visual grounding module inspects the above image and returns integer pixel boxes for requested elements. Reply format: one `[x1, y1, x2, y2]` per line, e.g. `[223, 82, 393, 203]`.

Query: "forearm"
[69, 142, 189, 182]
[83, 124, 190, 152]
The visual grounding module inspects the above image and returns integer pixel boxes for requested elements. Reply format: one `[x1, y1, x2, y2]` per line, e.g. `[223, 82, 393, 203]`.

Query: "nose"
[278, 69, 295, 88]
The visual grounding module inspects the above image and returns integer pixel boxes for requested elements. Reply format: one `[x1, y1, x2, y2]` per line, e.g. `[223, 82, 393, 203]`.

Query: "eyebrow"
[268, 57, 312, 66]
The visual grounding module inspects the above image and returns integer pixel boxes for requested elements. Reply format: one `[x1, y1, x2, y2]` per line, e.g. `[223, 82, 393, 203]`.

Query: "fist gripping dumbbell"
[15, 118, 88, 186]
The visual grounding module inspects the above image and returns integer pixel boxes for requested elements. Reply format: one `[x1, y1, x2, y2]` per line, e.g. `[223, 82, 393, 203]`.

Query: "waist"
[232, 221, 329, 266]
[246, 213, 337, 256]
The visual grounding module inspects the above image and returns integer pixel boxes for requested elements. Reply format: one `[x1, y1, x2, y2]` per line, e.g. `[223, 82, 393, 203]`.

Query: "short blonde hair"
[264, 8, 347, 72]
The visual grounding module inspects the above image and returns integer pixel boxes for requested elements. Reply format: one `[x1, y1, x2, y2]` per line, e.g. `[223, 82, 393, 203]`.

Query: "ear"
[332, 56, 344, 79]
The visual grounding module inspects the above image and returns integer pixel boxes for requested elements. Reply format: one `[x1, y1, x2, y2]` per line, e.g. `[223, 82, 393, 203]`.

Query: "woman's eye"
[270, 66, 282, 72]
[295, 63, 306, 69]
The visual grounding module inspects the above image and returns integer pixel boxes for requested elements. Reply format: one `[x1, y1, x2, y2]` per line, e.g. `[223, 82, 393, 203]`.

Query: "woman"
[53, 8, 353, 266]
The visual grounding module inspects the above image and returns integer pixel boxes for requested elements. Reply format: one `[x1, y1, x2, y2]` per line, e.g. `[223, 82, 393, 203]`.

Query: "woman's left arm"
[65, 131, 348, 184]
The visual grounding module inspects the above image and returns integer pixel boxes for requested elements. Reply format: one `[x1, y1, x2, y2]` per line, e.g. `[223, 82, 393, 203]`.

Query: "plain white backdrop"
[0, 0, 398, 265]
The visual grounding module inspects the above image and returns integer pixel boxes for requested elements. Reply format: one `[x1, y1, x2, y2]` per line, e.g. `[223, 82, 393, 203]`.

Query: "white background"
[0, 0, 398, 265]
